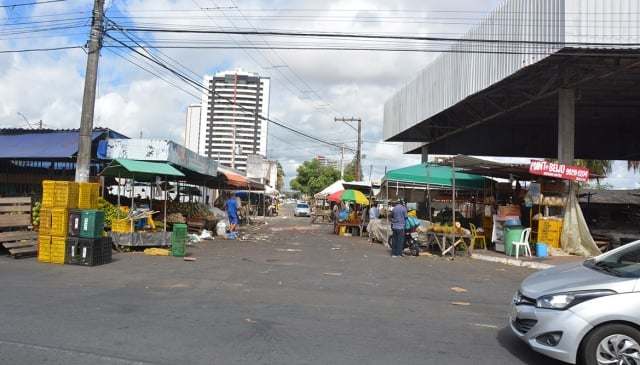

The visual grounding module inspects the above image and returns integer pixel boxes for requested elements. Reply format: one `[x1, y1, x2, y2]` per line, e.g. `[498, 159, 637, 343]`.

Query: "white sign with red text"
[529, 160, 590, 182]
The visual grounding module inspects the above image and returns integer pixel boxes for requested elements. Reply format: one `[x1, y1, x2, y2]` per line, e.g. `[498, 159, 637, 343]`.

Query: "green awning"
[100, 158, 185, 181]
[383, 163, 488, 189]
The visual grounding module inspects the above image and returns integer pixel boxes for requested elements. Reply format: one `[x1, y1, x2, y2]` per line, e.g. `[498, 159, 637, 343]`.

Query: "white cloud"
[1, 0, 636, 192]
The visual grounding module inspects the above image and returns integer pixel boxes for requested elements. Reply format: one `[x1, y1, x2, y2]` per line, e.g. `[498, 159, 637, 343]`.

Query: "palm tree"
[574, 159, 611, 187]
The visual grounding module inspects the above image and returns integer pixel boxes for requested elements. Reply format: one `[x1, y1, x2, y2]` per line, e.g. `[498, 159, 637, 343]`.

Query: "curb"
[471, 253, 555, 270]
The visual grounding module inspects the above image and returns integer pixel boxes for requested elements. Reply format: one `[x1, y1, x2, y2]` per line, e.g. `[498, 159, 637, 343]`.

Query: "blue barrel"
[536, 243, 548, 258]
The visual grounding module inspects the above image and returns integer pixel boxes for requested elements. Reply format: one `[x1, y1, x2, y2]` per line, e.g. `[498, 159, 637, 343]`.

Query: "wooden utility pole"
[75, 0, 104, 182]
[334, 117, 362, 181]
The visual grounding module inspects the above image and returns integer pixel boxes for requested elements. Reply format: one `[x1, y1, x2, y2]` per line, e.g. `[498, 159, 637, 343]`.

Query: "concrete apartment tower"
[198, 68, 271, 171]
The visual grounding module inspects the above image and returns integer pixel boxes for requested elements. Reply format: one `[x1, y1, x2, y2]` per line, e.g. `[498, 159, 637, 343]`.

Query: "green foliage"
[290, 158, 341, 197]
[574, 159, 612, 177]
[276, 162, 285, 191]
[594, 182, 614, 190]
[343, 158, 363, 182]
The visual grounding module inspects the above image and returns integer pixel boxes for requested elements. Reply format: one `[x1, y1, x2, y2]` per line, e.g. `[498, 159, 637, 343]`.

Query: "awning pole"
[451, 158, 456, 259]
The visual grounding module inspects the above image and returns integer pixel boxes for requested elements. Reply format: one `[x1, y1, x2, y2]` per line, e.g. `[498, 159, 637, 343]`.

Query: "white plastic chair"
[510, 228, 532, 259]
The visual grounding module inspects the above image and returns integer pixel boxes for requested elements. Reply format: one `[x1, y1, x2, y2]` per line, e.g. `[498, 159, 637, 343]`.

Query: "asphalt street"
[0, 203, 567, 365]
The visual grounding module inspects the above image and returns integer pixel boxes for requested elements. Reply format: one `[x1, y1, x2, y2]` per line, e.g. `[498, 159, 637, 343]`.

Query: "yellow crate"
[51, 236, 66, 264]
[78, 182, 100, 209]
[39, 207, 52, 235]
[112, 218, 133, 233]
[41, 180, 56, 208]
[54, 181, 79, 209]
[38, 235, 52, 263]
[50, 208, 69, 237]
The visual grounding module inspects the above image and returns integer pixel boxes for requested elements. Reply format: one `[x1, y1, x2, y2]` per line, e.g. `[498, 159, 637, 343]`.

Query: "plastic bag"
[199, 229, 214, 240]
[405, 216, 421, 230]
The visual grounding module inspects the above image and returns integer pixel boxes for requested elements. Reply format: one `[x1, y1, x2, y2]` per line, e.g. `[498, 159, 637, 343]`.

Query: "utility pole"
[334, 117, 362, 181]
[340, 144, 345, 180]
[75, 0, 104, 182]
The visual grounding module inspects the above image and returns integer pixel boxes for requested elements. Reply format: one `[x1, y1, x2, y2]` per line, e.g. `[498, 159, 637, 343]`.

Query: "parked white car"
[294, 203, 311, 217]
[509, 239, 640, 364]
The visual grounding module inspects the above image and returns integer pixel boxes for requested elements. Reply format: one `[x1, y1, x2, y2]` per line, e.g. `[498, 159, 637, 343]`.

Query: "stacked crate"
[65, 206, 109, 267]
[39, 180, 110, 266]
[38, 180, 77, 264]
[65, 236, 112, 266]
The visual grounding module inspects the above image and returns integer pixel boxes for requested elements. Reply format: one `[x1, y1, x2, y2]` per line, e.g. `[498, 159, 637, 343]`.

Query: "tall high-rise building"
[184, 103, 201, 153]
[198, 68, 271, 171]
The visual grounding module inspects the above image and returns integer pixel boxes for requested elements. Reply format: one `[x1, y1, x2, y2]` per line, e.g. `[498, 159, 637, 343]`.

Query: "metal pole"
[76, 0, 104, 183]
[334, 117, 362, 181]
[356, 118, 361, 181]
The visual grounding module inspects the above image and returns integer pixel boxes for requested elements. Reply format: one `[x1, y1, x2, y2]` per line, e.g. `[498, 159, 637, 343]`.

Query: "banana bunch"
[97, 197, 122, 228]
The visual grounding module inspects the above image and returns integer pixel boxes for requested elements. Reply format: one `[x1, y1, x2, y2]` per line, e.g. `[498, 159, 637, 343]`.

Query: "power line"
[0, 0, 64, 8]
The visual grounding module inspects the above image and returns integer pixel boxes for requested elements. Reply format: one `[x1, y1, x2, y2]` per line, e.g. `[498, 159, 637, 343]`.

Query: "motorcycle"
[387, 225, 420, 256]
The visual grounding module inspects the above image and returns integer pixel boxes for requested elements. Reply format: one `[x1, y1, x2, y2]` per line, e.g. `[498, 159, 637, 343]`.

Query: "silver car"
[294, 203, 310, 217]
[509, 240, 640, 364]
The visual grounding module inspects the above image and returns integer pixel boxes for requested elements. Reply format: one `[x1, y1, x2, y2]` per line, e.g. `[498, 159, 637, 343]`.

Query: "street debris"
[451, 301, 471, 306]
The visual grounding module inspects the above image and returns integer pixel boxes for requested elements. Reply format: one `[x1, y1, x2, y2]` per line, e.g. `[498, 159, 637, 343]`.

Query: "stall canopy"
[317, 180, 345, 198]
[382, 163, 489, 190]
[218, 171, 264, 190]
[100, 158, 185, 180]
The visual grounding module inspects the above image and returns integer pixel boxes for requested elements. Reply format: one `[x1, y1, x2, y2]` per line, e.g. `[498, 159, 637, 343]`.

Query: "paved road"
[0, 205, 566, 365]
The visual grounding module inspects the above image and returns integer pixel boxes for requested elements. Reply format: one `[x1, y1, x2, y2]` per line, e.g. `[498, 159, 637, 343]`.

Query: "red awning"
[223, 172, 249, 187]
[220, 172, 265, 190]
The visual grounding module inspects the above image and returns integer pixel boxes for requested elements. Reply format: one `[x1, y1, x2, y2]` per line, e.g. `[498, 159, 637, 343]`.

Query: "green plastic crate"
[79, 210, 105, 239]
[171, 224, 187, 257]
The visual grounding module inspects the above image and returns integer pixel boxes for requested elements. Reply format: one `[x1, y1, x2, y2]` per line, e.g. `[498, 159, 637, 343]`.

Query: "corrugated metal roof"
[0, 130, 102, 159]
[578, 189, 640, 205]
[384, 0, 640, 149]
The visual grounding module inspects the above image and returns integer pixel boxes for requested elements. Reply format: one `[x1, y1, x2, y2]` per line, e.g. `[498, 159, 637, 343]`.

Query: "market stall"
[328, 189, 369, 236]
[100, 158, 185, 247]
[528, 160, 601, 257]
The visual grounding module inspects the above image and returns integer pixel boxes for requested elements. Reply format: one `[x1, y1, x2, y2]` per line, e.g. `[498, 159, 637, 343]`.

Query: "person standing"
[369, 202, 379, 221]
[225, 192, 239, 238]
[391, 197, 408, 257]
[331, 201, 340, 234]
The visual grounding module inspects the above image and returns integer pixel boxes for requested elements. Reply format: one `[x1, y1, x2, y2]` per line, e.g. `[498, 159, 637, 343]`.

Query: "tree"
[628, 161, 640, 173]
[289, 158, 341, 197]
[343, 158, 363, 182]
[573, 159, 611, 187]
[276, 162, 285, 191]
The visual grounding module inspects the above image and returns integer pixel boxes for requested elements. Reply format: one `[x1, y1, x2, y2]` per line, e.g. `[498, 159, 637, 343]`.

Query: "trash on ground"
[451, 301, 471, 306]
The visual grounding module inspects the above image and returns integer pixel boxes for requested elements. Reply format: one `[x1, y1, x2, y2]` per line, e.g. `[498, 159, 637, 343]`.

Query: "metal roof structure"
[578, 188, 640, 205]
[0, 128, 127, 160]
[384, 0, 640, 161]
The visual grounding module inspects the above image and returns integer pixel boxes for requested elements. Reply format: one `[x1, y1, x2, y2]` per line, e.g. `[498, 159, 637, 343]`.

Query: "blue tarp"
[0, 131, 103, 159]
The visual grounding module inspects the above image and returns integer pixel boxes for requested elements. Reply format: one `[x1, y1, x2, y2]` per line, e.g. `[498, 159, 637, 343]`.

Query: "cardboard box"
[498, 205, 520, 217]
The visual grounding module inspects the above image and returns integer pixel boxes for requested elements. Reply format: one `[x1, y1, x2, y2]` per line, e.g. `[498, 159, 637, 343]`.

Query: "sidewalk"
[470, 248, 586, 270]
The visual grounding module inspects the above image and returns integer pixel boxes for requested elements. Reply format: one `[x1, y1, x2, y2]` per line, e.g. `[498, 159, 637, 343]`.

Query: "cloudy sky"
[1, 0, 638, 190]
